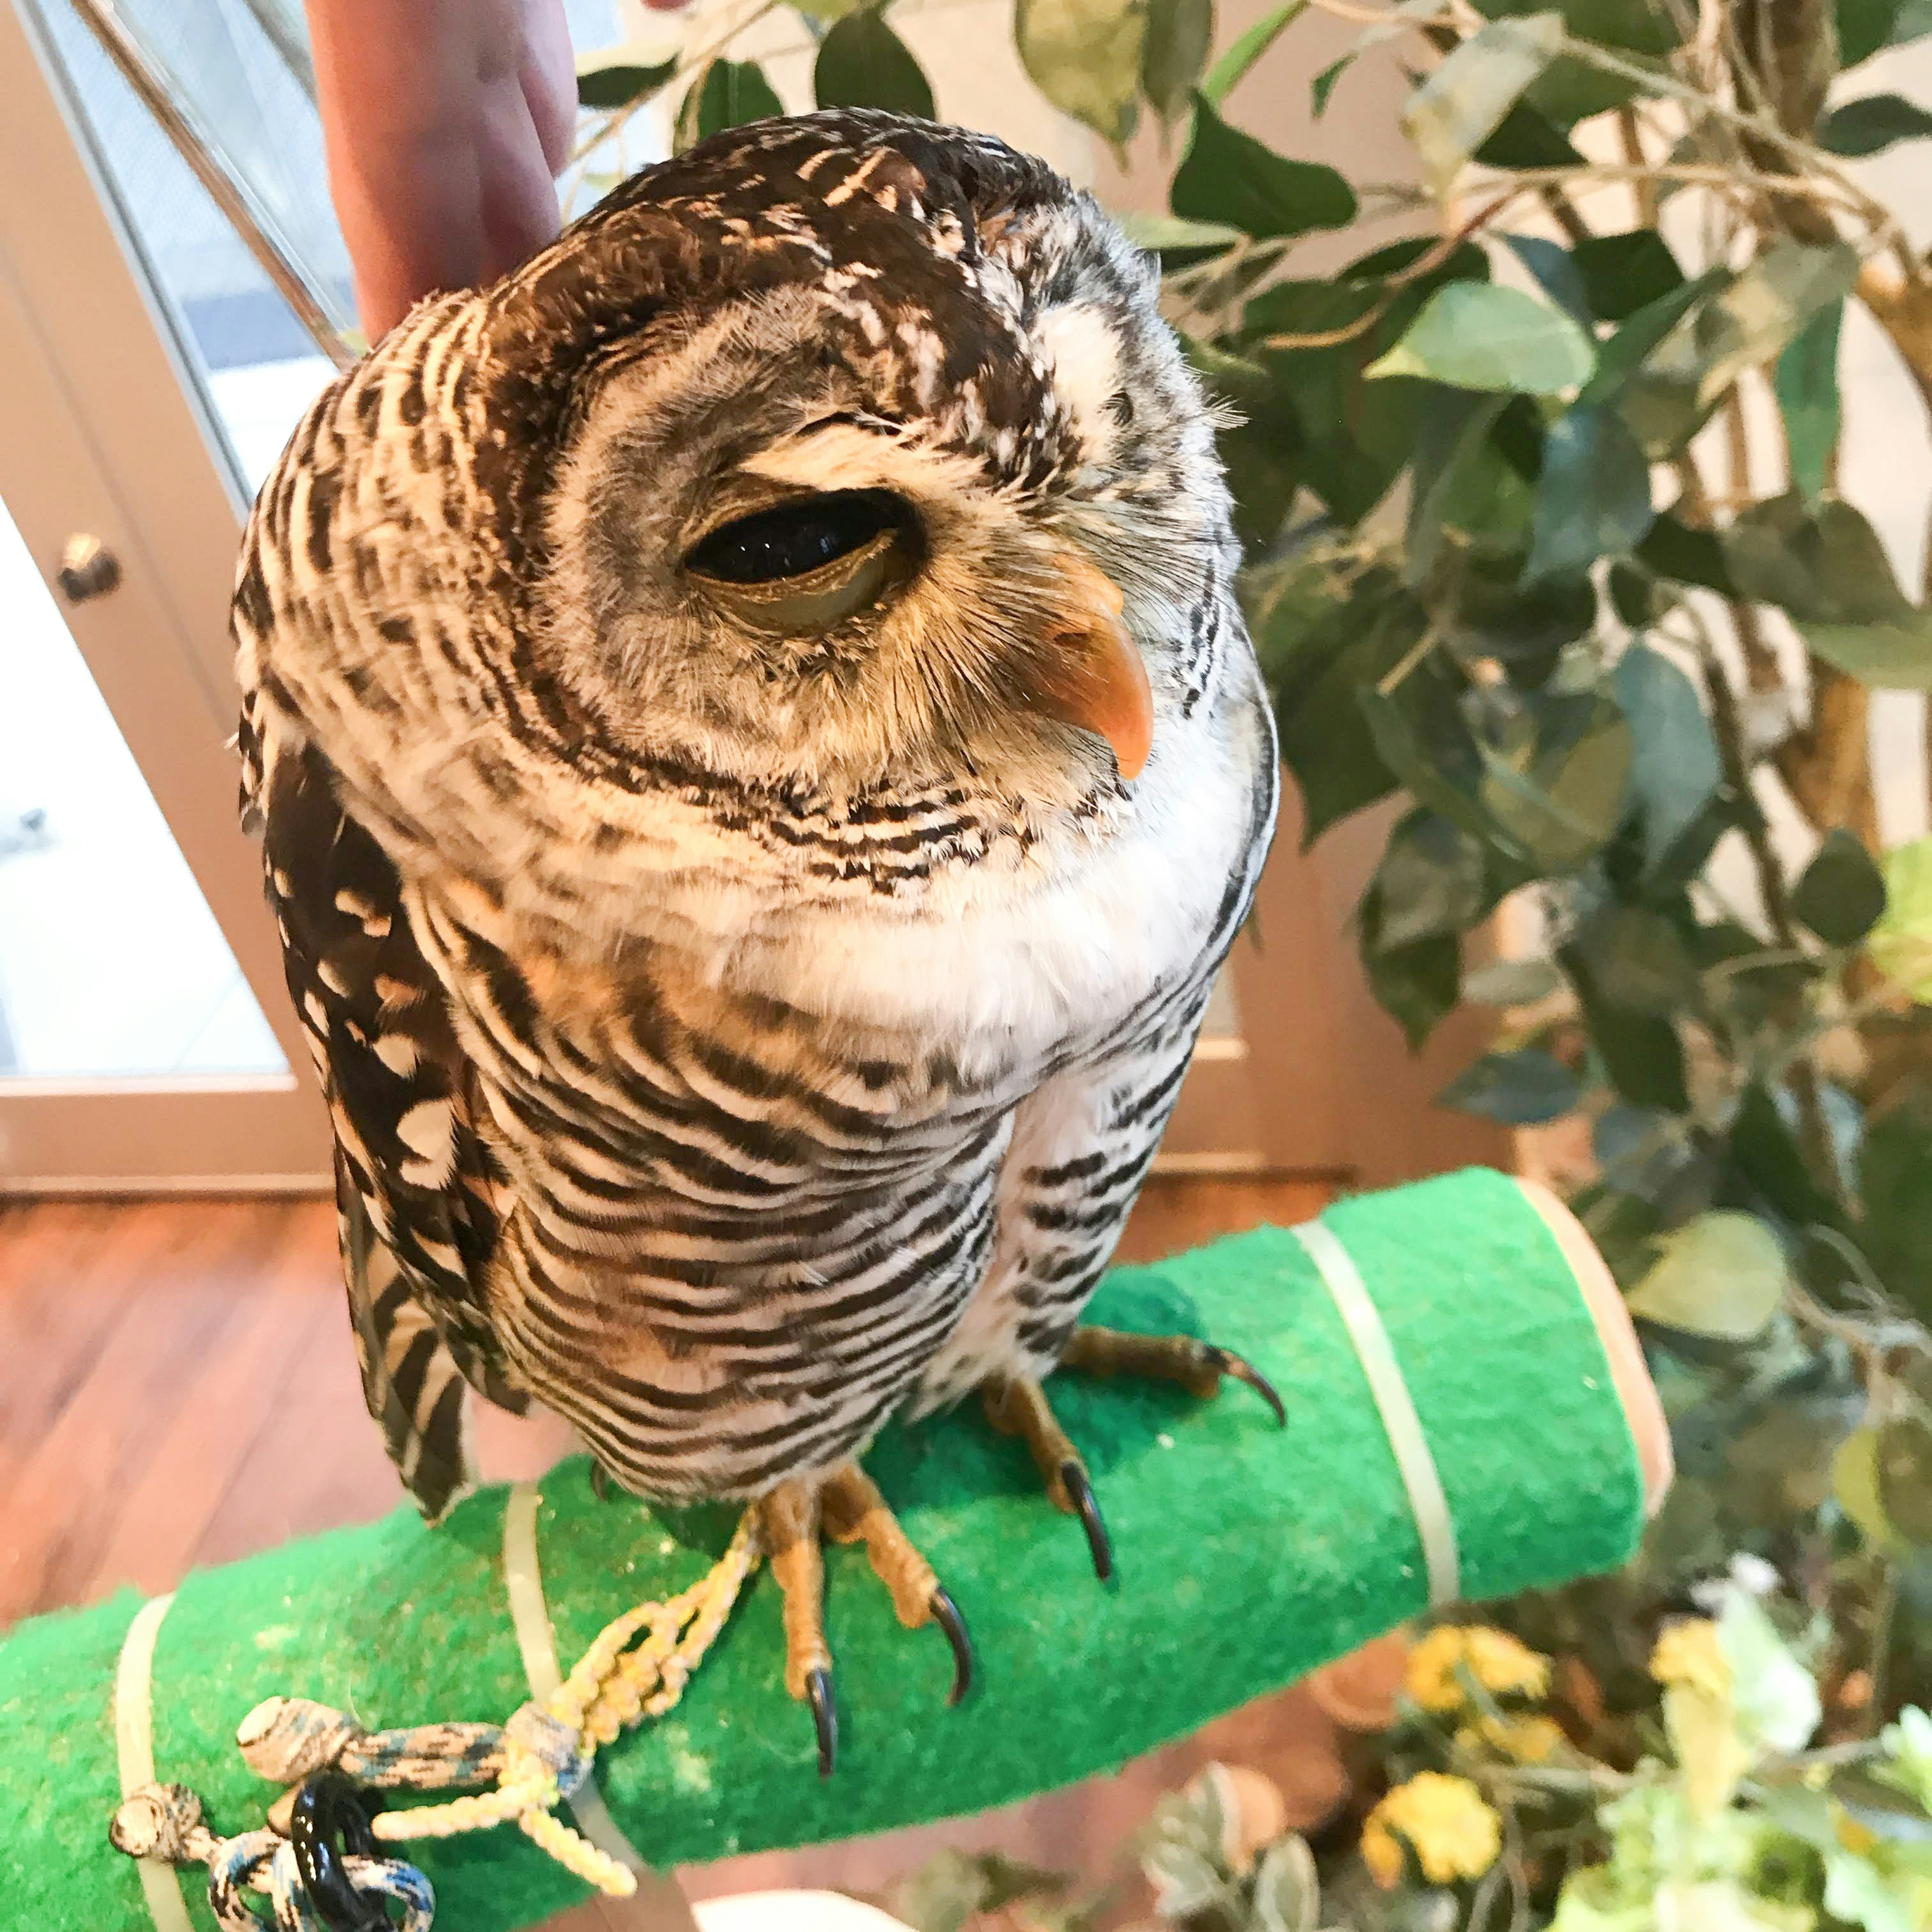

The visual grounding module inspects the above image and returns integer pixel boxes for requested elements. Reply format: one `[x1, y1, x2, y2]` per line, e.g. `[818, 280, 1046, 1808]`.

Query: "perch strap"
[1293, 1218, 1461, 1605]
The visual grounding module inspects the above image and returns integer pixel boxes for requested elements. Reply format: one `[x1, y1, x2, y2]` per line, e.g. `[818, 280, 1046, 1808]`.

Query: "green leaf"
[1870, 836, 1932, 998]
[1473, 0, 1679, 55]
[1837, 1426, 1905, 1549]
[1524, 405, 1656, 582]
[1878, 1415, 1932, 1544]
[1564, 940, 1689, 1110]
[1311, 52, 1351, 114]
[1619, 242, 1859, 455]
[1793, 828, 1887, 945]
[1464, 956, 1563, 1004]
[1401, 13, 1564, 193]
[1361, 888, 1463, 1049]
[1581, 906, 1698, 1014]
[1776, 299, 1843, 503]
[1143, 1840, 1231, 1918]
[1202, 0, 1305, 102]
[1579, 265, 1731, 412]
[575, 53, 678, 110]
[1258, 566, 1421, 842]
[1819, 91, 1932, 154]
[1635, 512, 1736, 595]
[1732, 1081, 1847, 1231]
[1367, 282, 1594, 394]
[814, 7, 935, 117]
[1840, 0, 1900, 62]
[1116, 211, 1245, 252]
[1625, 1211, 1789, 1336]
[1892, 0, 1932, 39]
[1504, 232, 1594, 323]
[1859, 1095, 1932, 1317]
[1373, 809, 1488, 948]
[1475, 97, 1586, 167]
[1171, 93, 1355, 238]
[1724, 493, 1932, 689]
[1142, 0, 1215, 122]
[1016, 0, 1145, 146]
[1407, 389, 1511, 586]
[1476, 687, 1634, 870]
[1252, 1835, 1320, 1932]
[1614, 642, 1723, 874]
[1571, 231, 1684, 320]
[1438, 1047, 1582, 1122]
[681, 59, 785, 146]
[1358, 666, 1495, 848]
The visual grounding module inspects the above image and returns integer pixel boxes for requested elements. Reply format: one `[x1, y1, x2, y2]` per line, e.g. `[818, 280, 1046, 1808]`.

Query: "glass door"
[0, 0, 327, 1188]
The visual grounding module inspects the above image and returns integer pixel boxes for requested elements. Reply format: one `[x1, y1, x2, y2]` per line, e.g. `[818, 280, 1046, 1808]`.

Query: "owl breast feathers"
[234, 109, 1279, 1522]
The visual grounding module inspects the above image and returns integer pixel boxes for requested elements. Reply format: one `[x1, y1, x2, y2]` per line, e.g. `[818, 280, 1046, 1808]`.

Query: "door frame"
[0, 0, 328, 1191]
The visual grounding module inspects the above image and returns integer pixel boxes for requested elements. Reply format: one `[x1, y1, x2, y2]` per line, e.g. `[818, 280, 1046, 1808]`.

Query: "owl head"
[463, 110, 1236, 809]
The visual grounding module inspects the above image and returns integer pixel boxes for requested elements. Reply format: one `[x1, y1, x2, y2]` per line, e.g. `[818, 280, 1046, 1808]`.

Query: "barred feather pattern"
[234, 112, 1279, 1514]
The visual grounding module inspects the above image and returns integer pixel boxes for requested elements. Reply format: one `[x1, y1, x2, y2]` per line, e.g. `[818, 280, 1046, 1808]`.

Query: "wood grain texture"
[0, 1175, 1334, 1923]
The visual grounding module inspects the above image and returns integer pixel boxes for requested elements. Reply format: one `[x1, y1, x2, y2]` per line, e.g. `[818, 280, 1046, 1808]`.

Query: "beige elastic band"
[503, 1481, 646, 1872]
[1293, 1220, 1462, 1606]
[114, 1591, 197, 1932]
[504, 1481, 702, 1929]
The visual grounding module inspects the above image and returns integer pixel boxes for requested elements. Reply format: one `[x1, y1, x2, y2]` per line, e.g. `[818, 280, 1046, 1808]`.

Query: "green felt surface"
[0, 1169, 1645, 1932]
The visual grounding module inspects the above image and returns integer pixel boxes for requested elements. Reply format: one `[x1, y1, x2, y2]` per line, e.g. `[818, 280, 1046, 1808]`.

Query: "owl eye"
[683, 491, 914, 634]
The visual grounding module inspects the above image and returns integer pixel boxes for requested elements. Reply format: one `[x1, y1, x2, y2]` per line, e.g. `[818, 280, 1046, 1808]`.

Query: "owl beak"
[1027, 553, 1154, 782]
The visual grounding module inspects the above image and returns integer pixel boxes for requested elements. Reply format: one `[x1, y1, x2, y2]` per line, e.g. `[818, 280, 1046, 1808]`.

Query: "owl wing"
[252, 722, 526, 1521]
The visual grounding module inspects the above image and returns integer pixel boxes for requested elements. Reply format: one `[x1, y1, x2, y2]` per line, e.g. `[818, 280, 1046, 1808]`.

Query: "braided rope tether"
[112, 1506, 763, 1921]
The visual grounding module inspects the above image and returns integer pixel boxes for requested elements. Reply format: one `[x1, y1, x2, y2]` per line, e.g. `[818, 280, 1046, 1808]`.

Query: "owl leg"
[757, 1465, 973, 1779]
[980, 1335, 1283, 1583]
[1060, 1325, 1286, 1425]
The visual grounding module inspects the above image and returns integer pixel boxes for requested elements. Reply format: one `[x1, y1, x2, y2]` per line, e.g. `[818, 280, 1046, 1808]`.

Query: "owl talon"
[1059, 1460, 1113, 1581]
[806, 1668, 837, 1779]
[930, 1586, 974, 1704]
[762, 1465, 965, 1772]
[1203, 1346, 1287, 1428]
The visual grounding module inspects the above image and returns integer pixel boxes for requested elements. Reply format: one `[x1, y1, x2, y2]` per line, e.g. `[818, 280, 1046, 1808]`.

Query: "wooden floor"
[1, 1176, 1348, 1920]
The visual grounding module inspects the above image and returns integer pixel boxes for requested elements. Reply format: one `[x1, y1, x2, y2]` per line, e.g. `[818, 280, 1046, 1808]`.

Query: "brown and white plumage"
[234, 112, 1277, 1546]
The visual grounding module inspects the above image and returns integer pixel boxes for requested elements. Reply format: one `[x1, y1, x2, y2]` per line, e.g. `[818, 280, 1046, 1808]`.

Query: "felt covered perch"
[1, 1168, 1668, 1932]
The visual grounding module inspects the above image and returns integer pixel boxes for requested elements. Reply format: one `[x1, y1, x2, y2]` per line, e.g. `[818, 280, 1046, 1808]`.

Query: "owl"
[235, 110, 1279, 1774]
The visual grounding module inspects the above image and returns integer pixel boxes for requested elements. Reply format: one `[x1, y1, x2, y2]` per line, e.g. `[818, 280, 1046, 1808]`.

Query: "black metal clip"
[288, 1773, 393, 1932]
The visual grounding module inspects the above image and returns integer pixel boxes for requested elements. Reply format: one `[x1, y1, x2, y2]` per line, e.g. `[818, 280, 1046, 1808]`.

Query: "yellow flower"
[1454, 1714, 1567, 1763]
[1361, 1812, 1406, 1890]
[1360, 1773, 1502, 1888]
[1463, 1628, 1552, 1701]
[1404, 1625, 1551, 1714]
[1650, 1619, 1730, 1700]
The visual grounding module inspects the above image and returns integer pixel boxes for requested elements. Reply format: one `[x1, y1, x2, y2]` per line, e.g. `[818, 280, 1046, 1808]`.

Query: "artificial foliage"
[554, 0, 1932, 1921]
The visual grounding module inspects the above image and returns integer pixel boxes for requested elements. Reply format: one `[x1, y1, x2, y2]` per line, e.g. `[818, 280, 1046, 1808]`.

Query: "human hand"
[308, 0, 578, 339]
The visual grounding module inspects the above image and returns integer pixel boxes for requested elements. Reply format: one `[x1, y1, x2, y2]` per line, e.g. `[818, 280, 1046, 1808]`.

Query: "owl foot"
[1061, 1324, 1286, 1426]
[758, 1464, 973, 1779]
[980, 1377, 1114, 1580]
[980, 1330, 1284, 1584]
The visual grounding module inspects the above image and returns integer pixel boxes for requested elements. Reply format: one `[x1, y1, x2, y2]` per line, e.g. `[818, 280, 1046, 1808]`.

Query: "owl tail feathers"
[335, 1158, 477, 1524]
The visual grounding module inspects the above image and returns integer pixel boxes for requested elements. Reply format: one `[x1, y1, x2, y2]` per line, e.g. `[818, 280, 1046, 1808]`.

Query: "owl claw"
[1060, 1460, 1113, 1581]
[806, 1668, 837, 1779]
[1203, 1346, 1287, 1427]
[930, 1586, 974, 1705]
